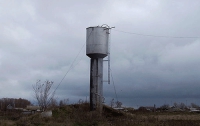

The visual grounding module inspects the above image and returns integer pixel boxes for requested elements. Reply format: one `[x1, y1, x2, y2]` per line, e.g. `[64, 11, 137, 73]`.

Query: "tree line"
[0, 98, 31, 111]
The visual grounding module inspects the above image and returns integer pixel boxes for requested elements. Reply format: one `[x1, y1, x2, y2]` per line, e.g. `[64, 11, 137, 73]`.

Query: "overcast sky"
[1, 0, 200, 108]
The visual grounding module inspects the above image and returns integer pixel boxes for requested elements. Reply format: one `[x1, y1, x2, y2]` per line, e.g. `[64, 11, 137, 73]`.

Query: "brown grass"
[1, 104, 200, 126]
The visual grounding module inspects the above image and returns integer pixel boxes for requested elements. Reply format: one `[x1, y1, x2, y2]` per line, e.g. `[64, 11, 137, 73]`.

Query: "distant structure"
[86, 25, 113, 111]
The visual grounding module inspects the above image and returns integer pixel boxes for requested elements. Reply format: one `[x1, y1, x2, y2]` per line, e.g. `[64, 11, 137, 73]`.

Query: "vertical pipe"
[107, 29, 111, 84]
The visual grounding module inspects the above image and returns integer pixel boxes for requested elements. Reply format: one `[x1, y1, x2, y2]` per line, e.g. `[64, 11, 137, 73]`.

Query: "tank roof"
[86, 26, 108, 29]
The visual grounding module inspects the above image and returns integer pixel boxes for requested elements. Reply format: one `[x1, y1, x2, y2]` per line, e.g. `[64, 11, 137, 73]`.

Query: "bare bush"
[32, 80, 55, 111]
[110, 98, 115, 108]
[59, 99, 69, 107]
[116, 101, 122, 108]
[191, 103, 199, 108]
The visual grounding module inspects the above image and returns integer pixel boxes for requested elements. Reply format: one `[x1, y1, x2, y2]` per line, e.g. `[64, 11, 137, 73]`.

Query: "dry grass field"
[1, 103, 200, 126]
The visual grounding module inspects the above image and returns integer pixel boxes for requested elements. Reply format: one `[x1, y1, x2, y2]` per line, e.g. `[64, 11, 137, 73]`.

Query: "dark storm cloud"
[0, 0, 200, 107]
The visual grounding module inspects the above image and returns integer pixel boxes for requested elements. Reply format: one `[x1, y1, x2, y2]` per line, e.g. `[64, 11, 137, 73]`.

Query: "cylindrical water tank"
[86, 26, 109, 58]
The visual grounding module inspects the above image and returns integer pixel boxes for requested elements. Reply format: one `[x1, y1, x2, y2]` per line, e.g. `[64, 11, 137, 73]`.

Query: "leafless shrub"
[116, 101, 122, 108]
[78, 99, 83, 104]
[110, 98, 115, 108]
[59, 98, 69, 107]
[32, 80, 55, 111]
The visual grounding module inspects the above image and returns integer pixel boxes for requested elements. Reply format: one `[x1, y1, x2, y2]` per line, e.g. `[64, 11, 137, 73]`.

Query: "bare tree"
[191, 103, 199, 108]
[78, 99, 83, 104]
[32, 80, 55, 111]
[174, 102, 178, 108]
[116, 101, 122, 108]
[59, 100, 64, 107]
[59, 98, 69, 107]
[110, 98, 115, 108]
[63, 98, 69, 105]
[160, 104, 170, 110]
[179, 102, 186, 110]
[50, 97, 58, 108]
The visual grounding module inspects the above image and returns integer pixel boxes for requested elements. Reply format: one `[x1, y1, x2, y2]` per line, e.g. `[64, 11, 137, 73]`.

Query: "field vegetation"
[1, 103, 200, 126]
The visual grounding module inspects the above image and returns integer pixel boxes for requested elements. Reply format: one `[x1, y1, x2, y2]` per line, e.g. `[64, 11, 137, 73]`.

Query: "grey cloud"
[0, 0, 200, 107]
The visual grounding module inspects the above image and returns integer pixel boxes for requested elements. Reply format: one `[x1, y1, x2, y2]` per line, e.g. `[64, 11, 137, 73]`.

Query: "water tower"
[86, 25, 112, 111]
